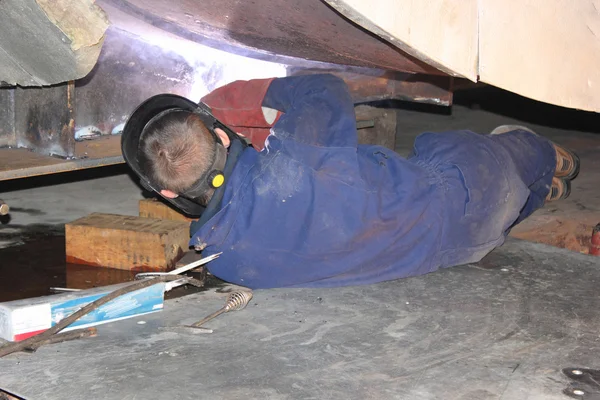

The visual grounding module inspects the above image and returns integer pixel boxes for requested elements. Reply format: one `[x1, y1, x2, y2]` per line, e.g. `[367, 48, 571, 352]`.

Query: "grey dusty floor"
[1, 240, 600, 400]
[1, 86, 600, 399]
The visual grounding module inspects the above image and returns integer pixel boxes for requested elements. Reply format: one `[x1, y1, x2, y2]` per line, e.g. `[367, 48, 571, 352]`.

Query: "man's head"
[139, 110, 230, 205]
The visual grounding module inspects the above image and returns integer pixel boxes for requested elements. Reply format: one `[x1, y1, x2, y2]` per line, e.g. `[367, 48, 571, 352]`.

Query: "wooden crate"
[139, 198, 197, 222]
[65, 213, 190, 271]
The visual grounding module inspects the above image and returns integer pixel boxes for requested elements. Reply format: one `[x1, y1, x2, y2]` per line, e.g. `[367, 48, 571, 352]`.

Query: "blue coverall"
[190, 74, 556, 288]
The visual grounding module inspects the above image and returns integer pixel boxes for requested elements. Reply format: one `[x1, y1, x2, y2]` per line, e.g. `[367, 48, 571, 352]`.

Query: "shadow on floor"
[453, 85, 600, 134]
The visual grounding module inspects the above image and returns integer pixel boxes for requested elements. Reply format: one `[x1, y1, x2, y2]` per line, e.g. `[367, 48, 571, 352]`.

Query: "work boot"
[490, 125, 580, 180]
[546, 177, 571, 202]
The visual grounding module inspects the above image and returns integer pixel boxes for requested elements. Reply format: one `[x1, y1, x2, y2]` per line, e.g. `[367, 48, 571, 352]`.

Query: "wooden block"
[139, 198, 197, 222]
[355, 105, 396, 150]
[65, 213, 191, 272]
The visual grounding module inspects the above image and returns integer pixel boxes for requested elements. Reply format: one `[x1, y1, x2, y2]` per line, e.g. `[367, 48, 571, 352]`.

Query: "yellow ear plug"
[212, 174, 225, 188]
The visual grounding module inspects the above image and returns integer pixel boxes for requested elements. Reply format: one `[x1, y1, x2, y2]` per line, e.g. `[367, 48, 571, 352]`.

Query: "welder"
[122, 74, 579, 289]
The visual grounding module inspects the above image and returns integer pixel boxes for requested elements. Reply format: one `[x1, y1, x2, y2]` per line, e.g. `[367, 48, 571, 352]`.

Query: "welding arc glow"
[138, 31, 287, 101]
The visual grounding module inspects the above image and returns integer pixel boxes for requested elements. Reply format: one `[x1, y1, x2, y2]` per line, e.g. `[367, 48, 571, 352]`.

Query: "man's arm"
[263, 74, 357, 148]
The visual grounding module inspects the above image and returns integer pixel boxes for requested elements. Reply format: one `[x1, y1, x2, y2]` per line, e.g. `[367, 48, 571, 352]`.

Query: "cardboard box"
[0, 282, 165, 342]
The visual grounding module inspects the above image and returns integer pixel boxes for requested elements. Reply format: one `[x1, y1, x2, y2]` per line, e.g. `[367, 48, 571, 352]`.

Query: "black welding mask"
[121, 93, 245, 217]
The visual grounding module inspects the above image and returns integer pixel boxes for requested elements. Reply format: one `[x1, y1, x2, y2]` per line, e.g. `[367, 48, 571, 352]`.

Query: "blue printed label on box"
[50, 283, 165, 330]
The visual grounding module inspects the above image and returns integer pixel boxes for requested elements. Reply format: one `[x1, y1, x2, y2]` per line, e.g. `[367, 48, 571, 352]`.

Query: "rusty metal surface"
[13, 83, 75, 158]
[0, 21, 452, 179]
[99, 0, 441, 75]
[291, 67, 453, 106]
[0, 88, 15, 148]
[345, 73, 453, 106]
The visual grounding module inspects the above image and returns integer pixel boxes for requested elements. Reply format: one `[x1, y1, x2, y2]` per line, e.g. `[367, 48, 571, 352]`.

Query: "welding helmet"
[122, 93, 240, 217]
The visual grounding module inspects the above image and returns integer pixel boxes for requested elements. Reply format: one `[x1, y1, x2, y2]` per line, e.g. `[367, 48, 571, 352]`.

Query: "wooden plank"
[139, 198, 197, 222]
[65, 213, 190, 271]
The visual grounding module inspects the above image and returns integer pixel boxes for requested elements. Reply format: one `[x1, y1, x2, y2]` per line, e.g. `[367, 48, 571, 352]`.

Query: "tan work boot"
[546, 177, 571, 202]
[490, 125, 580, 181]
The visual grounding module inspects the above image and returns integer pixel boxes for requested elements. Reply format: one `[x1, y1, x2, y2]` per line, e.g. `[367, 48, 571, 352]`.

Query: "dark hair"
[140, 111, 214, 195]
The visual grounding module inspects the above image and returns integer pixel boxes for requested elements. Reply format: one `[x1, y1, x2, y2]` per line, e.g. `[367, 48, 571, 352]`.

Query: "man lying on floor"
[121, 74, 580, 288]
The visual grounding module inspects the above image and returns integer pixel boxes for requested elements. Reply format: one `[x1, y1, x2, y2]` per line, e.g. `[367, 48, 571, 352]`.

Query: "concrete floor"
[2, 239, 600, 400]
[1, 86, 600, 399]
